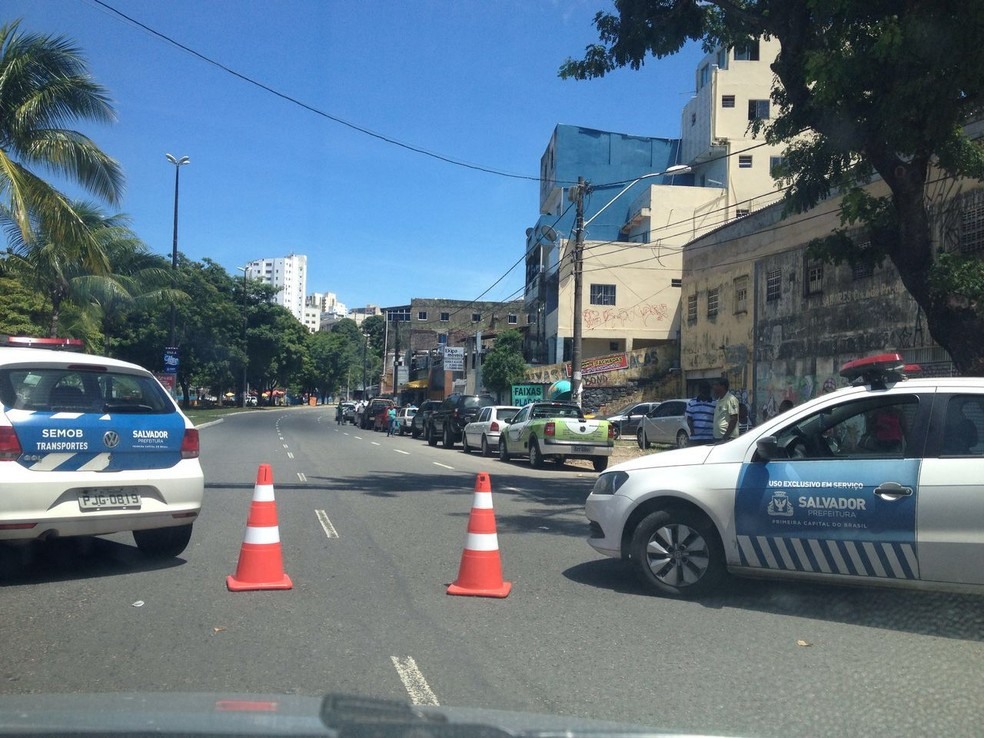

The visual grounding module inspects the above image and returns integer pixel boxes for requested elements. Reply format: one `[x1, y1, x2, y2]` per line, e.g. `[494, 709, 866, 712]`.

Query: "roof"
[0, 347, 151, 373]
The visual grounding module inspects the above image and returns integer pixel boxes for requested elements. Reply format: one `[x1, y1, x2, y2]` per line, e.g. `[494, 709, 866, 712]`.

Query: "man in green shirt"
[712, 377, 740, 441]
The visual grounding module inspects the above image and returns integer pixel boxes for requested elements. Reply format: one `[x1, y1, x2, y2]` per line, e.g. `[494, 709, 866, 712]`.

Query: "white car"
[395, 406, 417, 435]
[636, 398, 691, 449]
[586, 354, 984, 598]
[462, 405, 521, 456]
[0, 340, 204, 557]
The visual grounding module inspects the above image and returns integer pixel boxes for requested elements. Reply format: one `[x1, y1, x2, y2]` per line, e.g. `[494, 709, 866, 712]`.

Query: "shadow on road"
[0, 537, 184, 586]
[565, 558, 984, 641]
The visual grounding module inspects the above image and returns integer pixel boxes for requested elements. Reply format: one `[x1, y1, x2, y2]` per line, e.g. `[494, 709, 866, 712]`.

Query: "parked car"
[371, 400, 397, 432]
[396, 406, 417, 435]
[410, 399, 442, 439]
[361, 397, 394, 430]
[427, 393, 495, 448]
[636, 399, 690, 449]
[336, 401, 356, 424]
[499, 401, 614, 472]
[462, 405, 521, 456]
[0, 338, 203, 558]
[601, 401, 660, 439]
[585, 353, 984, 599]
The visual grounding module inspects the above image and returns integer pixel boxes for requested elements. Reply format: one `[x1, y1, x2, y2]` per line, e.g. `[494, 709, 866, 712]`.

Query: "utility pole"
[570, 177, 586, 407]
[393, 318, 401, 401]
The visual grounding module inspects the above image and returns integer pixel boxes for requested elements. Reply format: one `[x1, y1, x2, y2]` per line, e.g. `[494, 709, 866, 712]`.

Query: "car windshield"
[2, 2, 978, 736]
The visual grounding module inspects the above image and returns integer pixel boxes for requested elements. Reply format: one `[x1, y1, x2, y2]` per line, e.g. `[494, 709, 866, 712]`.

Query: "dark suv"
[427, 393, 495, 448]
[410, 399, 442, 439]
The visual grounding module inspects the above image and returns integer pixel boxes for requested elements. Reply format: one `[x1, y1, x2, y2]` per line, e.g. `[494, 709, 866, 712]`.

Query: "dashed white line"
[433, 462, 454, 470]
[394, 449, 410, 455]
[371, 441, 381, 446]
[297, 472, 307, 482]
[315, 509, 338, 539]
[287, 451, 294, 459]
[390, 656, 439, 706]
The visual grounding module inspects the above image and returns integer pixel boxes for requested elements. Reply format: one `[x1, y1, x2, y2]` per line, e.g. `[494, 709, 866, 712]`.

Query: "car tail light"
[0, 427, 22, 461]
[490, 421, 500, 432]
[545, 422, 556, 437]
[181, 428, 200, 459]
[608, 424, 616, 440]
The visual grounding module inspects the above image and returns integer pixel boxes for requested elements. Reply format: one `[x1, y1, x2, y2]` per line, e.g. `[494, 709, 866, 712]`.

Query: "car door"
[916, 391, 984, 585]
[622, 403, 652, 436]
[469, 406, 491, 445]
[648, 400, 686, 444]
[502, 405, 531, 449]
[733, 393, 926, 584]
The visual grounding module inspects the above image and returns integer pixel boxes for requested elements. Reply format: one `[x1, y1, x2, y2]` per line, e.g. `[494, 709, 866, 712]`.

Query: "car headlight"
[591, 471, 629, 496]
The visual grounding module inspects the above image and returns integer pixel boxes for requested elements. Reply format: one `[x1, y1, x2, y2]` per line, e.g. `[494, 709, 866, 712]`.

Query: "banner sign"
[163, 346, 180, 374]
[511, 383, 544, 406]
[443, 346, 465, 372]
[565, 352, 628, 377]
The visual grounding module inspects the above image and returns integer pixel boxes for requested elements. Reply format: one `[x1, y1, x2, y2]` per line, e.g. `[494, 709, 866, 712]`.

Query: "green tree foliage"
[0, 274, 46, 335]
[561, 1, 984, 373]
[482, 329, 528, 402]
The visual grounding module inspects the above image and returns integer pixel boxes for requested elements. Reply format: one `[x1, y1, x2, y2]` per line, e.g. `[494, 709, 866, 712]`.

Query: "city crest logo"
[767, 489, 795, 517]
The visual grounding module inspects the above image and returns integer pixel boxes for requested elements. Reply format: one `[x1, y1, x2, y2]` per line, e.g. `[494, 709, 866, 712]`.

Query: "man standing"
[685, 380, 716, 446]
[712, 377, 740, 442]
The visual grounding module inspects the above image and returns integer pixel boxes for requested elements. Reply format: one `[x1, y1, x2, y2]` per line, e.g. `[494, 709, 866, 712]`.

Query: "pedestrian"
[685, 380, 716, 446]
[711, 377, 740, 442]
[387, 405, 398, 436]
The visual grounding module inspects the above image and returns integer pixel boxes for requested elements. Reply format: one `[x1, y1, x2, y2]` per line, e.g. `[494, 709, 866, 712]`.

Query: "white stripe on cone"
[464, 532, 500, 552]
[243, 525, 281, 545]
[252, 483, 276, 502]
[471, 493, 493, 509]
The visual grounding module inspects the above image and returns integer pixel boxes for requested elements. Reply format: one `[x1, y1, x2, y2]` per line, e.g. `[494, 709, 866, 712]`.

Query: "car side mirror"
[755, 436, 780, 461]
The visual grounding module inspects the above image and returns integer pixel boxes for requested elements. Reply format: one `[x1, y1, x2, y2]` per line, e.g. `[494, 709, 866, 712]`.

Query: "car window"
[773, 395, 919, 460]
[652, 401, 683, 418]
[513, 406, 530, 423]
[477, 407, 490, 422]
[0, 368, 173, 413]
[499, 411, 519, 423]
[940, 395, 984, 456]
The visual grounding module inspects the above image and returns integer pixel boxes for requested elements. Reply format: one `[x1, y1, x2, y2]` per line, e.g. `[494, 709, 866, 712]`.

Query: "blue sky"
[6, 0, 705, 311]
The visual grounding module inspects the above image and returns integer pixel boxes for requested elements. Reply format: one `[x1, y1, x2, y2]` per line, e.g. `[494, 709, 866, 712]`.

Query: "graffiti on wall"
[583, 302, 670, 330]
[525, 346, 665, 384]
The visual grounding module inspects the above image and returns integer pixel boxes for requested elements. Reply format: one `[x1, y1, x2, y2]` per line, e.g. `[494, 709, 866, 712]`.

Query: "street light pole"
[237, 265, 249, 408]
[165, 153, 190, 348]
[362, 331, 369, 401]
[569, 165, 691, 407]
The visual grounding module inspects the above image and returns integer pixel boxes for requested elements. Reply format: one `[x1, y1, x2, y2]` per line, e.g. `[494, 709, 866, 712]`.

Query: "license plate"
[78, 489, 141, 511]
[573, 445, 594, 453]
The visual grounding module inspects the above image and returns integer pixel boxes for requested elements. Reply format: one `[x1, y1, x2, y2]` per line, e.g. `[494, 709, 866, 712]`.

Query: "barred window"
[748, 99, 770, 121]
[805, 258, 824, 295]
[960, 189, 984, 253]
[507, 314, 518, 324]
[734, 276, 749, 314]
[766, 269, 782, 302]
[687, 294, 698, 323]
[738, 155, 753, 168]
[707, 288, 720, 319]
[722, 94, 736, 108]
[590, 284, 616, 306]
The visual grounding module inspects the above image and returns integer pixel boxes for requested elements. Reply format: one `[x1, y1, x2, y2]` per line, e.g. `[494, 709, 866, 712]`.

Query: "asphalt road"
[2, 406, 983, 736]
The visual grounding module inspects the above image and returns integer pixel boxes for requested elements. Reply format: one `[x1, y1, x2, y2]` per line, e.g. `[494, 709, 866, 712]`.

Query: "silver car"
[462, 405, 521, 456]
[601, 401, 659, 439]
[636, 398, 690, 449]
[586, 354, 984, 598]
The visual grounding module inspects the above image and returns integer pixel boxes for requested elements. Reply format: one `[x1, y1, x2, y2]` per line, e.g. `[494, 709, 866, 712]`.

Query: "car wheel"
[481, 436, 491, 457]
[133, 525, 193, 558]
[411, 427, 421, 438]
[637, 428, 651, 450]
[498, 438, 509, 462]
[427, 424, 438, 447]
[629, 509, 724, 598]
[612, 424, 621, 440]
[592, 456, 609, 472]
[528, 438, 544, 468]
[462, 433, 472, 454]
[553, 455, 566, 466]
[676, 430, 689, 448]
[442, 424, 455, 449]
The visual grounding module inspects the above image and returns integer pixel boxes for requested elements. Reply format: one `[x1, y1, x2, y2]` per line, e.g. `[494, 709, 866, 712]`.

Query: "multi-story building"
[245, 254, 307, 324]
[347, 305, 382, 327]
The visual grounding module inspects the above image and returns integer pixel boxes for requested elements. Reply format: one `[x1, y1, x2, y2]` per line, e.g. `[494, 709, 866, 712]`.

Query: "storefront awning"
[404, 379, 429, 389]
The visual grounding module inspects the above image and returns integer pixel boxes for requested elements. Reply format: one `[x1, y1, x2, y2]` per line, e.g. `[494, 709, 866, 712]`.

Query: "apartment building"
[245, 254, 307, 324]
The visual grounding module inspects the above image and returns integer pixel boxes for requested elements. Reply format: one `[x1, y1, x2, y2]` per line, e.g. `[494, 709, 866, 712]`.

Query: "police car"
[585, 354, 984, 597]
[0, 337, 204, 557]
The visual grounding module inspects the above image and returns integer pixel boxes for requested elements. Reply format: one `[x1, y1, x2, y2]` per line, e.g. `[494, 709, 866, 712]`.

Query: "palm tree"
[0, 19, 124, 247]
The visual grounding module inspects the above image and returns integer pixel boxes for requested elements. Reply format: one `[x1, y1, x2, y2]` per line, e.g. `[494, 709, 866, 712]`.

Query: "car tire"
[637, 428, 651, 450]
[442, 424, 455, 449]
[481, 436, 491, 457]
[553, 455, 566, 466]
[676, 430, 689, 448]
[528, 438, 544, 468]
[133, 524, 193, 558]
[612, 424, 621, 440]
[427, 424, 438, 447]
[498, 438, 509, 462]
[592, 457, 609, 472]
[411, 427, 421, 439]
[462, 433, 472, 454]
[629, 509, 724, 598]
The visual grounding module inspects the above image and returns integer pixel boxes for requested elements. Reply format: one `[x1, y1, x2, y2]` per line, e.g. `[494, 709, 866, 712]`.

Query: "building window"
[733, 40, 760, 61]
[471, 313, 481, 323]
[590, 284, 616, 306]
[766, 269, 782, 302]
[852, 245, 875, 280]
[805, 258, 824, 295]
[691, 112, 697, 127]
[417, 311, 427, 321]
[960, 189, 984, 253]
[698, 64, 710, 89]
[507, 314, 518, 324]
[722, 94, 736, 108]
[770, 156, 785, 176]
[707, 288, 719, 319]
[748, 99, 770, 121]
[738, 155, 753, 168]
[609, 341, 620, 352]
[671, 278, 682, 288]
[735, 208, 750, 218]
[687, 294, 698, 323]
[440, 312, 450, 322]
[716, 48, 728, 69]
[734, 276, 749, 314]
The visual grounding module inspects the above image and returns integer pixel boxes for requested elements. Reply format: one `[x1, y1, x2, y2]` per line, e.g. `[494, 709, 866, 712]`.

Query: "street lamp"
[237, 265, 249, 408]
[165, 153, 190, 349]
[362, 330, 369, 401]
[570, 164, 691, 406]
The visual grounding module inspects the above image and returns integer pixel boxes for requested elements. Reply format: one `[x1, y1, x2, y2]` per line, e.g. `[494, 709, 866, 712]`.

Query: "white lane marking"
[354, 435, 363, 440]
[390, 656, 439, 706]
[297, 472, 306, 482]
[371, 441, 381, 447]
[283, 443, 289, 449]
[316, 509, 338, 539]
[394, 449, 410, 455]
[287, 452, 294, 459]
[433, 462, 454, 470]
[501, 487, 521, 492]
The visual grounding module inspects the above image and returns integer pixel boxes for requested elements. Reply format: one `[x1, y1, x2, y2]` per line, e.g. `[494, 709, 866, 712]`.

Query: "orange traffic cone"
[447, 472, 511, 598]
[227, 464, 293, 591]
